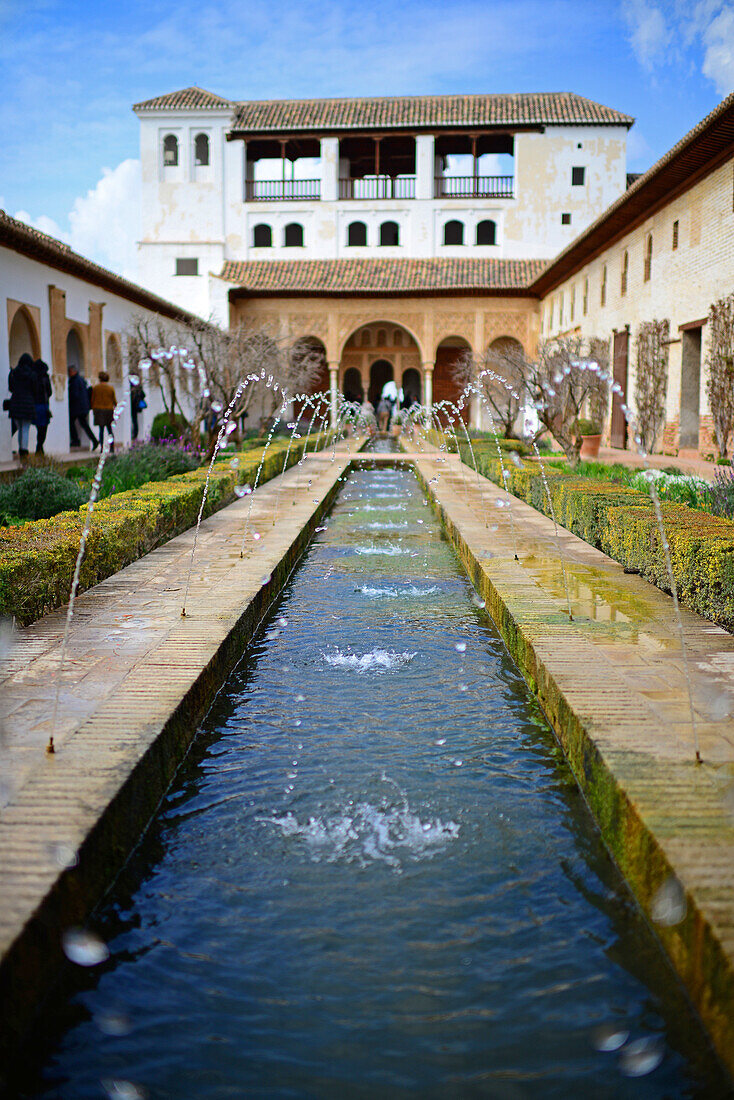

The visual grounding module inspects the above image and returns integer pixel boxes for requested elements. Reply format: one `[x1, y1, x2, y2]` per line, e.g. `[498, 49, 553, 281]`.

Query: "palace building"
[133, 88, 632, 419]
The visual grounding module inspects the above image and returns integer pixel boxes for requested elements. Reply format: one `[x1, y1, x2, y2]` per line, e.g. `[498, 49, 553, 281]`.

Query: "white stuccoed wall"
[539, 151, 734, 453]
[137, 107, 629, 320]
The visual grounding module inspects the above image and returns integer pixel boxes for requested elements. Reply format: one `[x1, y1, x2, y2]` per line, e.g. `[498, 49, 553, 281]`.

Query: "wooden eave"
[228, 285, 534, 300]
[226, 124, 545, 142]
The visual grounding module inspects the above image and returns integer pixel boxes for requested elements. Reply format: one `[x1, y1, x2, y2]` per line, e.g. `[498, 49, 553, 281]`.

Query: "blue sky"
[1, 0, 732, 279]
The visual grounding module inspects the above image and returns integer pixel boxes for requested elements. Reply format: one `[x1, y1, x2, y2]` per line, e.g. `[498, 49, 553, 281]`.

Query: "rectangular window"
[561, 212, 572, 225]
[583, 277, 589, 316]
[672, 220, 679, 249]
[570, 285, 575, 322]
[601, 265, 607, 307]
[571, 166, 586, 186]
[175, 258, 199, 276]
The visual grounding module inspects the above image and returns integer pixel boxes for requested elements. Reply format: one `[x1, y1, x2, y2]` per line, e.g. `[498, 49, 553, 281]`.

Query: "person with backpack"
[6, 353, 37, 458]
[33, 359, 52, 455]
[90, 371, 118, 452]
[67, 364, 97, 450]
[130, 377, 146, 440]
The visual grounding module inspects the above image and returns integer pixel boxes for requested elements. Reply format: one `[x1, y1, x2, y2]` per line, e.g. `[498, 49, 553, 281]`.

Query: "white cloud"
[701, 5, 734, 93]
[622, 0, 673, 69]
[14, 159, 140, 283]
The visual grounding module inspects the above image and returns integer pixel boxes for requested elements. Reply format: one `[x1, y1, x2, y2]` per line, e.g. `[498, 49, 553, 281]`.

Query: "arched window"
[163, 134, 179, 166]
[620, 250, 629, 296]
[379, 221, 399, 247]
[253, 224, 272, 248]
[443, 220, 464, 246]
[348, 221, 367, 246]
[284, 222, 304, 247]
[360, 329, 372, 347]
[644, 233, 653, 282]
[194, 133, 210, 166]
[476, 219, 496, 245]
[377, 328, 388, 346]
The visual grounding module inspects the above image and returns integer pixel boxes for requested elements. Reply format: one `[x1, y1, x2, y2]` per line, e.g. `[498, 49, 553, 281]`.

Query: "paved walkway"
[596, 445, 720, 480]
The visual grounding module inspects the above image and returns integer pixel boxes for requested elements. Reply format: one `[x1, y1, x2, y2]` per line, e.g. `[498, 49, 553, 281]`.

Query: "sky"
[1, 0, 732, 282]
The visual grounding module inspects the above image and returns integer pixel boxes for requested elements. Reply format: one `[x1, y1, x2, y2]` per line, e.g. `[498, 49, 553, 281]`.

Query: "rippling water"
[23, 467, 729, 1099]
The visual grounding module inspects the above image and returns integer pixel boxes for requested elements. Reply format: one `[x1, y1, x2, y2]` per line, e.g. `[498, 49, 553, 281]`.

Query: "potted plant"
[574, 417, 602, 459]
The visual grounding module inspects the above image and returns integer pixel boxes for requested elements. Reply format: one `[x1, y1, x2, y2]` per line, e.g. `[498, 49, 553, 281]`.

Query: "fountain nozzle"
[46, 737, 55, 755]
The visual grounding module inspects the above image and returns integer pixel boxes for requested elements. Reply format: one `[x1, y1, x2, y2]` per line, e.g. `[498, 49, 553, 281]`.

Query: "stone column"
[415, 134, 435, 200]
[329, 363, 339, 429]
[321, 138, 339, 203]
[423, 361, 434, 419]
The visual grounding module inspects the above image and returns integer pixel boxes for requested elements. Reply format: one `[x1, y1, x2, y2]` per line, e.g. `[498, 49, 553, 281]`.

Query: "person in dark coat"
[33, 359, 52, 455]
[67, 365, 97, 449]
[6, 353, 37, 457]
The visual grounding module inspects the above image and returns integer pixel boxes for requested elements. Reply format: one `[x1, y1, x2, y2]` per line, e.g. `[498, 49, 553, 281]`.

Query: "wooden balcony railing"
[339, 176, 416, 200]
[435, 175, 514, 199]
[245, 179, 320, 202]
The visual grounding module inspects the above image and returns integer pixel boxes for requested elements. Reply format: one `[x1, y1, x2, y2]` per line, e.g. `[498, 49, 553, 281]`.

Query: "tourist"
[33, 359, 52, 455]
[67, 364, 97, 450]
[130, 377, 146, 440]
[376, 397, 390, 432]
[90, 371, 118, 452]
[5, 353, 36, 458]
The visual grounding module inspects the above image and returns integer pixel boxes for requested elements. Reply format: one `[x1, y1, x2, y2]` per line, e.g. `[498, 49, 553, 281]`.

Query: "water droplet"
[252, 532, 262, 541]
[101, 1080, 147, 1100]
[495, 499, 507, 508]
[295, 693, 305, 703]
[453, 759, 463, 767]
[234, 485, 250, 498]
[276, 616, 288, 628]
[128, 374, 140, 386]
[96, 1009, 132, 1036]
[294, 719, 302, 727]
[225, 421, 237, 436]
[62, 928, 109, 967]
[651, 876, 686, 926]
[592, 1023, 629, 1052]
[211, 401, 223, 413]
[46, 841, 78, 870]
[471, 593, 486, 609]
[510, 452, 522, 467]
[260, 573, 271, 584]
[459, 683, 468, 692]
[229, 457, 240, 469]
[435, 738, 446, 745]
[487, 524, 498, 532]
[455, 642, 467, 653]
[619, 1036, 664, 1077]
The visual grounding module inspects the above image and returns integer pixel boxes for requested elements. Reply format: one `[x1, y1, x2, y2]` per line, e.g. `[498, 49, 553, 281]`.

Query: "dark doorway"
[680, 326, 702, 450]
[611, 330, 629, 448]
[402, 368, 421, 407]
[369, 359, 393, 407]
[343, 367, 364, 404]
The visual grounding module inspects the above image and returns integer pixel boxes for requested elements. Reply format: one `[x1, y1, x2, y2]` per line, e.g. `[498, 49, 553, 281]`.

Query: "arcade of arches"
[229, 295, 538, 425]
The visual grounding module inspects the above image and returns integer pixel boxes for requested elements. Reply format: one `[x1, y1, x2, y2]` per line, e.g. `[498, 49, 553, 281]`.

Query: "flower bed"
[0, 434, 329, 626]
[459, 441, 734, 632]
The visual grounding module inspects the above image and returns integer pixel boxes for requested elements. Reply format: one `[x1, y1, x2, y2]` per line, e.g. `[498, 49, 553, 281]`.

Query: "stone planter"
[579, 433, 602, 459]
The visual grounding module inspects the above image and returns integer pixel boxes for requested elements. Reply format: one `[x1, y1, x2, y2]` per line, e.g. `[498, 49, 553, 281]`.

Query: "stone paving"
[1, 434, 734, 1076]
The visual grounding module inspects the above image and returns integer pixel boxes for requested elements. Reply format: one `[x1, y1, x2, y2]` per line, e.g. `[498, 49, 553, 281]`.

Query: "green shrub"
[458, 442, 734, 631]
[573, 417, 601, 436]
[72, 441, 202, 500]
[0, 467, 87, 523]
[150, 411, 189, 441]
[0, 433, 331, 625]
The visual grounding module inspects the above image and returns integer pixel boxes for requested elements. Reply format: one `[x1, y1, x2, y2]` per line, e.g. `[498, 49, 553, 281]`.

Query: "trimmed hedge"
[460, 441, 734, 632]
[0, 434, 330, 626]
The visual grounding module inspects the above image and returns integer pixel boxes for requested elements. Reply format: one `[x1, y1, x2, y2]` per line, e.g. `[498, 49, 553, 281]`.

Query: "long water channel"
[25, 463, 728, 1098]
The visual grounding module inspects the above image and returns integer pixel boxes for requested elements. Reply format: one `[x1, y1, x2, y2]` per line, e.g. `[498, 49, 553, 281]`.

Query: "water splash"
[323, 648, 416, 672]
[357, 585, 439, 598]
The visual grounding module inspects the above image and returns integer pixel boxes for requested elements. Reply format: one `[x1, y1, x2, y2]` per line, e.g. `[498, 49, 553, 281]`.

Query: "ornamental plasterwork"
[433, 312, 476, 348]
[483, 310, 532, 349]
[336, 310, 425, 350]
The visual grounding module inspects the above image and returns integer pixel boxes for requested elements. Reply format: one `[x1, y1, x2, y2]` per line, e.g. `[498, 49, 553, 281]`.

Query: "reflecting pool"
[24, 466, 728, 1098]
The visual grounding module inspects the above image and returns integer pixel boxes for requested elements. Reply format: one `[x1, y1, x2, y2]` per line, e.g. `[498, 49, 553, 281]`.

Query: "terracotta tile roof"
[531, 90, 734, 296]
[0, 210, 201, 324]
[229, 92, 633, 134]
[133, 86, 234, 112]
[219, 257, 545, 296]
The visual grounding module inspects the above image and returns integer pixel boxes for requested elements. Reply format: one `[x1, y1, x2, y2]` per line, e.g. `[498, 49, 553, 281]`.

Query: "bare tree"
[633, 319, 670, 453]
[126, 314, 192, 419]
[705, 292, 734, 459]
[587, 336, 611, 430]
[453, 342, 523, 438]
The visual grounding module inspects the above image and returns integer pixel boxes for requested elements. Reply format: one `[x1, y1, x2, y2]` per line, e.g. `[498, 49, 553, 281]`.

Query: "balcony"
[435, 176, 514, 199]
[339, 176, 416, 200]
[245, 179, 320, 202]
